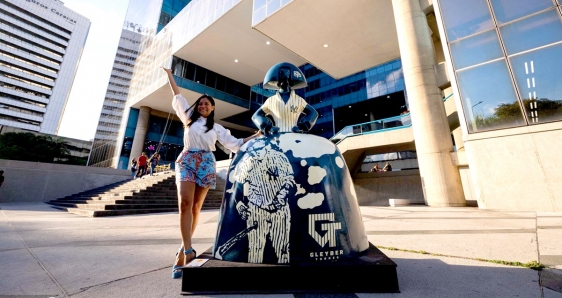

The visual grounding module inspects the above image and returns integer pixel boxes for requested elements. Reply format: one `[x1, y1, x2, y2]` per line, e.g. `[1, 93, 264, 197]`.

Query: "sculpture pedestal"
[181, 242, 399, 295]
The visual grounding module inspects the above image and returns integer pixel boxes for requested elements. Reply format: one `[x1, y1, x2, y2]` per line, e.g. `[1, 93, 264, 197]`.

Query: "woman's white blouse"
[172, 94, 243, 152]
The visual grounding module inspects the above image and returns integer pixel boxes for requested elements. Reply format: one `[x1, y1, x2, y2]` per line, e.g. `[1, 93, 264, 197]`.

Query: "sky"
[56, 0, 130, 141]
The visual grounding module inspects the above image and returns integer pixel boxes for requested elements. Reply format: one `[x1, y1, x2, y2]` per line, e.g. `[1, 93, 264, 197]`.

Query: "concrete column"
[129, 106, 151, 168]
[392, 0, 466, 206]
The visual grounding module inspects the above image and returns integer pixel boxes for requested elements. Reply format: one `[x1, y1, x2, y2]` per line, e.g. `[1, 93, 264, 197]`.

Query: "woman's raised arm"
[162, 67, 180, 95]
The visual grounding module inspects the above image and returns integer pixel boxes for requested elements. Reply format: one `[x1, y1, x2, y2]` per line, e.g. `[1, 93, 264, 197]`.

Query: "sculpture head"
[263, 62, 307, 91]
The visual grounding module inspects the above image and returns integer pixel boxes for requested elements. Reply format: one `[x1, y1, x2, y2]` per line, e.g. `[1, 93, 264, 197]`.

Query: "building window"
[439, 0, 562, 132]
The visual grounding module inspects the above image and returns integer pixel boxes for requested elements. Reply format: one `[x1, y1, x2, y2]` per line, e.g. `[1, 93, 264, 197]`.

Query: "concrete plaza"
[1, 203, 561, 297]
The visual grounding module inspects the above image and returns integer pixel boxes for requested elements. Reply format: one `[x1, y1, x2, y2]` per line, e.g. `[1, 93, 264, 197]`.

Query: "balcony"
[331, 113, 415, 174]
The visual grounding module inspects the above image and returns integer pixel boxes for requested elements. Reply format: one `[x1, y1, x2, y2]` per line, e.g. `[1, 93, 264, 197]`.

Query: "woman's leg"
[176, 180, 197, 266]
[191, 185, 210, 235]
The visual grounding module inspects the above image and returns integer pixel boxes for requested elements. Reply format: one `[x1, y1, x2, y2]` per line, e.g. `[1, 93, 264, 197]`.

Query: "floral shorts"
[175, 149, 216, 189]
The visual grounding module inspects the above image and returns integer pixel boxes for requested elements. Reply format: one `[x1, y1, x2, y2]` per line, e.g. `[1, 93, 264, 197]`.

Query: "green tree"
[474, 98, 562, 130]
[0, 132, 70, 163]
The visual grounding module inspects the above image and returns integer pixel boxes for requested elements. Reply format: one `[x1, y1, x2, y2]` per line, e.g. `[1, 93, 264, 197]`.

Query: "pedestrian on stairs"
[161, 67, 261, 279]
[149, 152, 159, 176]
[130, 158, 137, 179]
[135, 152, 148, 179]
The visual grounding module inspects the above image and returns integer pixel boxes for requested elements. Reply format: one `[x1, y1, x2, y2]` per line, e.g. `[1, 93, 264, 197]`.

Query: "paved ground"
[1, 203, 561, 297]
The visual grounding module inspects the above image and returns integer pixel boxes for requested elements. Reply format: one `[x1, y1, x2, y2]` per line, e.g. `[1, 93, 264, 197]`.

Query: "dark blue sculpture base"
[181, 242, 399, 295]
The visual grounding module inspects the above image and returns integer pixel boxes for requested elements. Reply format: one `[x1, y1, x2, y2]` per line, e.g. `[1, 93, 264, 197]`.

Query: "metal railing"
[330, 113, 412, 144]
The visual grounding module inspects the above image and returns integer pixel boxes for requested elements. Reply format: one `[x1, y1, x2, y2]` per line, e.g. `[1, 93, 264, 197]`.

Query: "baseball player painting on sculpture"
[232, 140, 295, 263]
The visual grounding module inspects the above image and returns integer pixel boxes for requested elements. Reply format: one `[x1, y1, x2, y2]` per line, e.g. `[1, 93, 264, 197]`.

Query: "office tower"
[0, 0, 90, 134]
[88, 28, 142, 167]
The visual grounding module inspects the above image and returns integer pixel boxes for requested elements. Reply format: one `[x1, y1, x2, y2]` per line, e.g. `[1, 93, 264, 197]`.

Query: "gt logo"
[293, 71, 302, 78]
[309, 213, 341, 248]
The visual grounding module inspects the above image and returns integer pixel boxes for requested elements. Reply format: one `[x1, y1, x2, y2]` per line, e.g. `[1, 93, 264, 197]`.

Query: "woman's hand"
[242, 130, 263, 143]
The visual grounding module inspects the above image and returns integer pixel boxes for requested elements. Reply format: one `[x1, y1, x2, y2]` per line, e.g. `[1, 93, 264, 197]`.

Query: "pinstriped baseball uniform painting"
[260, 91, 307, 132]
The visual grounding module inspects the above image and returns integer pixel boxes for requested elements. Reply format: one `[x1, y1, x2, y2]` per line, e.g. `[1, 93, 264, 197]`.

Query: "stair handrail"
[330, 112, 412, 145]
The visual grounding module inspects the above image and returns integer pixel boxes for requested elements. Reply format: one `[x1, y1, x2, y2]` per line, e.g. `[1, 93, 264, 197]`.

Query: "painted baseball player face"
[198, 98, 215, 118]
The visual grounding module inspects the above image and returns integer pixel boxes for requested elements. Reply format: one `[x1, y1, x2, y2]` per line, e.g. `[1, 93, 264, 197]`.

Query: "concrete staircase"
[46, 172, 225, 217]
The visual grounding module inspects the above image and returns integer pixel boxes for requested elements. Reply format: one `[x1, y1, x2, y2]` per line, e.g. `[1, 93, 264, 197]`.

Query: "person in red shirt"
[136, 152, 148, 178]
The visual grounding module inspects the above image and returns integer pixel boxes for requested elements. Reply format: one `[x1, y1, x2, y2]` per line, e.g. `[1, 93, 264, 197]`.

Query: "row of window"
[100, 113, 122, 120]
[0, 20, 66, 51]
[158, 0, 191, 32]
[108, 81, 130, 89]
[0, 81, 50, 98]
[0, 7, 70, 42]
[104, 97, 126, 104]
[97, 121, 121, 127]
[110, 74, 131, 82]
[0, 49, 58, 74]
[117, 46, 139, 56]
[0, 92, 47, 108]
[113, 59, 135, 69]
[3, 73, 52, 91]
[304, 79, 367, 105]
[0, 61, 55, 82]
[172, 56, 251, 100]
[0, 30, 63, 59]
[0, 113, 40, 125]
[303, 65, 323, 79]
[106, 89, 128, 96]
[1, 40, 60, 67]
[113, 67, 133, 76]
[0, 102, 44, 117]
[0, 1, 72, 35]
[116, 53, 137, 61]
[120, 36, 141, 45]
[102, 105, 124, 111]
[95, 130, 117, 136]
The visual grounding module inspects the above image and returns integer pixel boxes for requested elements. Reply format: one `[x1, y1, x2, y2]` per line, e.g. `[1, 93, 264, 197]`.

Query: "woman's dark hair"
[187, 94, 215, 132]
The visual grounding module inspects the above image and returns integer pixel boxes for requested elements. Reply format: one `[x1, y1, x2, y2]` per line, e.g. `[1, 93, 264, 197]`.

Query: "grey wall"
[464, 125, 562, 211]
[0, 160, 131, 203]
[353, 169, 425, 206]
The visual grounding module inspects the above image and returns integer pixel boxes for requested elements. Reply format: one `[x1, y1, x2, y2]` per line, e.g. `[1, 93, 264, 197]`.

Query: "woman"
[149, 152, 159, 175]
[161, 68, 261, 279]
[383, 162, 392, 172]
[370, 163, 380, 172]
[130, 158, 137, 179]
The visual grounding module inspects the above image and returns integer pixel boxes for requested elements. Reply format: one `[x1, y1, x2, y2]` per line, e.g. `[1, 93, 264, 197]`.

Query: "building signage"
[25, 0, 78, 24]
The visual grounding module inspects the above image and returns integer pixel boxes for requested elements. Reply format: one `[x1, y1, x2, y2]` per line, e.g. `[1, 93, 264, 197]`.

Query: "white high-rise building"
[87, 28, 142, 168]
[0, 0, 90, 134]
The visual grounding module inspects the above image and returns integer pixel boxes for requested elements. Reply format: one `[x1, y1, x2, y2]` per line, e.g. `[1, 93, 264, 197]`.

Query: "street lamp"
[471, 101, 483, 117]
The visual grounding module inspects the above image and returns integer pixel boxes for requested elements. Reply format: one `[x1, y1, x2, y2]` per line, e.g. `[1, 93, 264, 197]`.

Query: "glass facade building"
[100, 0, 562, 211]
[439, 0, 562, 132]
